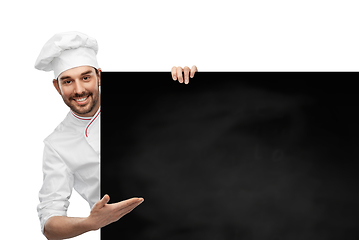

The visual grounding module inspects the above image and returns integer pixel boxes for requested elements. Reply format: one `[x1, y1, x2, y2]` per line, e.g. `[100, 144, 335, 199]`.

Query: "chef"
[35, 31, 197, 240]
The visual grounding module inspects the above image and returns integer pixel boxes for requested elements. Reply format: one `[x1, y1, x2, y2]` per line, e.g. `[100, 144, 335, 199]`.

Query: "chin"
[72, 105, 94, 116]
[64, 94, 99, 117]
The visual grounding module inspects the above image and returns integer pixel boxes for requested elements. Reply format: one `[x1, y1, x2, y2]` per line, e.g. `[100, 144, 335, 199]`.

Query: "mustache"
[70, 91, 93, 100]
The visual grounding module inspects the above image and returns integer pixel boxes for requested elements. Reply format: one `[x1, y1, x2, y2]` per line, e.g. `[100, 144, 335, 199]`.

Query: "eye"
[63, 80, 72, 85]
[83, 76, 90, 81]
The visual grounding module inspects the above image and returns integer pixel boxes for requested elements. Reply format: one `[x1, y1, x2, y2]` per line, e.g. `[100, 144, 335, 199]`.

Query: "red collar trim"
[70, 111, 92, 121]
[85, 110, 101, 137]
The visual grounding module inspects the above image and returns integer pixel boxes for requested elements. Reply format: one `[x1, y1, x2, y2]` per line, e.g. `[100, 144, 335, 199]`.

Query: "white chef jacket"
[37, 107, 101, 233]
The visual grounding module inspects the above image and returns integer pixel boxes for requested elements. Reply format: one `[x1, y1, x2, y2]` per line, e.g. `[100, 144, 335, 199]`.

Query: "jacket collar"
[68, 107, 101, 137]
[70, 111, 93, 121]
[70, 106, 101, 122]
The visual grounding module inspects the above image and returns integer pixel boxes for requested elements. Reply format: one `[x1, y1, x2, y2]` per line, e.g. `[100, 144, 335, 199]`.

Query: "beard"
[62, 89, 100, 116]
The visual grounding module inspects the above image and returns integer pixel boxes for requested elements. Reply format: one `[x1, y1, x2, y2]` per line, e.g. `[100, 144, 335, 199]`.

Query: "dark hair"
[94, 67, 99, 76]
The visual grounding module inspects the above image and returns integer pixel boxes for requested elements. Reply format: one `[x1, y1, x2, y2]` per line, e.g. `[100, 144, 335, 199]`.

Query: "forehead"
[58, 66, 95, 80]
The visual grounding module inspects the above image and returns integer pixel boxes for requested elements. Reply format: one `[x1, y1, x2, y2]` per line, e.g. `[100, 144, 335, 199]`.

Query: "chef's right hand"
[86, 194, 144, 230]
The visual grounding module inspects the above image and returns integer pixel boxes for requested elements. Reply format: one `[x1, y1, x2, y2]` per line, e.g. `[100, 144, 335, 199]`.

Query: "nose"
[73, 79, 85, 95]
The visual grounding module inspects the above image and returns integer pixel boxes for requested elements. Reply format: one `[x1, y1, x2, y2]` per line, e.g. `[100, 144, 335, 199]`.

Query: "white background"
[1, 0, 358, 239]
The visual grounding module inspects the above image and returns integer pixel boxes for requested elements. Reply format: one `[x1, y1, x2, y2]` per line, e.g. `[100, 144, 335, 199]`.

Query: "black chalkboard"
[101, 72, 358, 240]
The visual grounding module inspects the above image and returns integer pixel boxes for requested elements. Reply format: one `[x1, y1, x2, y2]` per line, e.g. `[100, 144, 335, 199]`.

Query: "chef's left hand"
[171, 65, 198, 84]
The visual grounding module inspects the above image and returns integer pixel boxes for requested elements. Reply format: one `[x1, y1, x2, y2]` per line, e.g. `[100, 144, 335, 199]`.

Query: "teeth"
[75, 96, 88, 102]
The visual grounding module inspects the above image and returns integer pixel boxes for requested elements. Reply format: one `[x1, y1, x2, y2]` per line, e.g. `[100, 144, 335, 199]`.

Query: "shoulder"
[43, 112, 80, 145]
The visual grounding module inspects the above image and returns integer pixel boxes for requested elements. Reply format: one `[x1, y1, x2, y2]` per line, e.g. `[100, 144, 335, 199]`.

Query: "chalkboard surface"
[101, 72, 358, 240]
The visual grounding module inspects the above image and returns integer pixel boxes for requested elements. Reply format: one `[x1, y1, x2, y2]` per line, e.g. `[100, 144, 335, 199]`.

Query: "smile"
[73, 96, 90, 105]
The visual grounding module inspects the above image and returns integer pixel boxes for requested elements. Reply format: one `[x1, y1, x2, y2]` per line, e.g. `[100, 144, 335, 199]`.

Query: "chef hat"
[35, 31, 99, 79]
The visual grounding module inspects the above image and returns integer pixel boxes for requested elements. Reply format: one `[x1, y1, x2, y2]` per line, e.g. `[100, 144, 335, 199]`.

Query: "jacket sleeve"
[37, 140, 74, 234]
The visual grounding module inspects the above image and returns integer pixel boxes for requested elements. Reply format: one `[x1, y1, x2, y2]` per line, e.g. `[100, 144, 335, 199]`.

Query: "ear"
[97, 68, 102, 87]
[53, 79, 62, 95]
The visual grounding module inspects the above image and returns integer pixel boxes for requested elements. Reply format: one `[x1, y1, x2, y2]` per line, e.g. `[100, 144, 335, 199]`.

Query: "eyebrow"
[80, 70, 93, 76]
[59, 75, 71, 81]
[59, 70, 94, 81]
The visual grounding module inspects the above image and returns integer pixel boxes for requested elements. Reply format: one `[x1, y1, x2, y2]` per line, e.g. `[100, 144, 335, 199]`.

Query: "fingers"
[88, 196, 143, 230]
[93, 194, 110, 209]
[183, 66, 190, 84]
[171, 66, 177, 81]
[176, 66, 183, 83]
[113, 197, 144, 211]
[102, 194, 110, 205]
[110, 198, 144, 221]
[190, 65, 198, 78]
[171, 65, 198, 84]
[116, 198, 144, 218]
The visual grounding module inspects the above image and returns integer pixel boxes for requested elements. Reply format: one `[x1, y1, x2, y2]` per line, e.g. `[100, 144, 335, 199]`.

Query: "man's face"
[54, 66, 101, 117]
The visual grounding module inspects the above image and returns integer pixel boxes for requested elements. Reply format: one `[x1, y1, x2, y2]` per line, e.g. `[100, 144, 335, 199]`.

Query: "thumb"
[94, 194, 110, 209]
